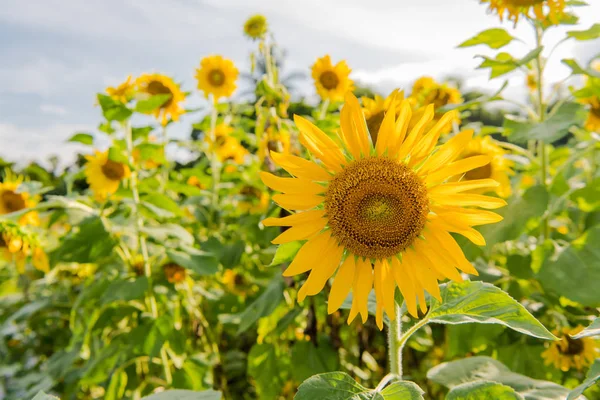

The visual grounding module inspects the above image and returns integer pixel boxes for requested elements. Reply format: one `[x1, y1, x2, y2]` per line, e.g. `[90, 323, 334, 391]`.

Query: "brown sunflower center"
[2, 190, 26, 213]
[366, 111, 385, 144]
[463, 152, 493, 180]
[591, 106, 600, 120]
[164, 263, 186, 283]
[101, 160, 126, 181]
[319, 71, 339, 90]
[146, 80, 174, 107]
[325, 157, 429, 259]
[208, 69, 226, 87]
[561, 336, 585, 356]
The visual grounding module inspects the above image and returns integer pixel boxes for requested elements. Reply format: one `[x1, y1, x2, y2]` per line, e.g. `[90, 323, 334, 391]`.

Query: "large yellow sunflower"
[311, 55, 353, 102]
[542, 326, 598, 371]
[84, 150, 131, 201]
[480, 0, 566, 25]
[136, 74, 186, 126]
[457, 136, 514, 198]
[244, 14, 268, 40]
[195, 55, 239, 103]
[106, 75, 135, 103]
[0, 175, 39, 226]
[205, 124, 248, 164]
[261, 92, 505, 329]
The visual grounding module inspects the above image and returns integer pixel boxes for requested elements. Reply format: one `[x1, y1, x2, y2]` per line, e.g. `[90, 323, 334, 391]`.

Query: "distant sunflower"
[195, 55, 239, 102]
[311, 55, 353, 102]
[457, 136, 514, 198]
[84, 150, 131, 201]
[542, 326, 598, 371]
[0, 175, 39, 226]
[526, 72, 538, 92]
[480, 0, 566, 25]
[106, 75, 135, 103]
[580, 96, 600, 132]
[261, 92, 505, 329]
[205, 124, 248, 164]
[164, 263, 186, 283]
[0, 220, 48, 273]
[239, 185, 270, 214]
[244, 14, 268, 40]
[410, 77, 462, 135]
[136, 74, 186, 126]
[258, 127, 292, 162]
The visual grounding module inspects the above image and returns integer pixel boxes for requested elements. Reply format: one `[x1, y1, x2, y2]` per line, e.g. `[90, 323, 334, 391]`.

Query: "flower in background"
[205, 124, 248, 164]
[136, 73, 186, 126]
[311, 55, 353, 102]
[196, 55, 239, 103]
[362, 91, 405, 144]
[480, 0, 566, 25]
[84, 151, 131, 201]
[164, 263, 187, 283]
[526, 71, 538, 92]
[244, 14, 268, 40]
[239, 185, 270, 214]
[261, 92, 505, 329]
[258, 127, 291, 162]
[0, 220, 48, 273]
[0, 174, 39, 226]
[580, 96, 600, 132]
[410, 76, 462, 136]
[106, 75, 136, 103]
[542, 326, 598, 371]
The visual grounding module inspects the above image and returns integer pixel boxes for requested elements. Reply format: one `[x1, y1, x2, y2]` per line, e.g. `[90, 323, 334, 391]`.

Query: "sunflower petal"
[391, 257, 418, 318]
[345, 92, 372, 154]
[270, 151, 332, 181]
[283, 231, 333, 276]
[381, 259, 397, 320]
[373, 261, 385, 330]
[294, 115, 347, 169]
[429, 179, 500, 195]
[430, 193, 507, 209]
[425, 226, 478, 275]
[260, 171, 325, 194]
[298, 243, 344, 301]
[425, 155, 492, 185]
[420, 130, 474, 174]
[262, 209, 326, 227]
[328, 256, 356, 314]
[375, 97, 398, 156]
[272, 193, 323, 210]
[271, 218, 327, 244]
[388, 100, 413, 156]
[397, 104, 434, 160]
[411, 111, 456, 163]
[348, 258, 373, 324]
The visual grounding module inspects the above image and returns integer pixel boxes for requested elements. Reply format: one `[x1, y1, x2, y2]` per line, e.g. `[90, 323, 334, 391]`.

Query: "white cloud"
[40, 104, 68, 116]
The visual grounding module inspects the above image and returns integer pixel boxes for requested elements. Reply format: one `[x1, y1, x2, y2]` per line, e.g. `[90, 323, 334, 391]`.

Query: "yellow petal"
[340, 102, 363, 159]
[408, 251, 441, 302]
[411, 111, 456, 165]
[283, 231, 333, 276]
[420, 130, 474, 174]
[298, 243, 344, 301]
[431, 217, 487, 246]
[388, 100, 413, 156]
[381, 259, 397, 320]
[397, 104, 434, 160]
[428, 179, 500, 195]
[400, 252, 428, 315]
[429, 193, 507, 209]
[263, 209, 326, 227]
[270, 151, 332, 181]
[260, 171, 325, 194]
[294, 115, 347, 171]
[344, 92, 371, 155]
[426, 226, 478, 275]
[390, 256, 418, 318]
[328, 256, 356, 314]
[271, 218, 328, 244]
[432, 207, 503, 226]
[375, 97, 398, 156]
[413, 238, 464, 282]
[272, 193, 323, 210]
[348, 258, 373, 324]
[425, 155, 492, 185]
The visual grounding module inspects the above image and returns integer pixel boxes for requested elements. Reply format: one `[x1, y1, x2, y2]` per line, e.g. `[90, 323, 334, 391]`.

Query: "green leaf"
[477, 47, 543, 79]
[236, 275, 284, 334]
[568, 359, 600, 400]
[562, 59, 600, 78]
[100, 277, 149, 305]
[97, 94, 133, 121]
[135, 94, 172, 113]
[143, 193, 183, 217]
[427, 357, 570, 400]
[538, 225, 600, 307]
[291, 337, 339, 382]
[446, 381, 522, 400]
[571, 178, 600, 212]
[459, 28, 515, 49]
[32, 392, 60, 400]
[567, 23, 600, 40]
[428, 281, 556, 340]
[572, 318, 600, 339]
[247, 343, 283, 399]
[51, 216, 117, 264]
[270, 241, 302, 266]
[142, 223, 195, 245]
[141, 390, 222, 400]
[108, 146, 129, 165]
[67, 132, 94, 145]
[295, 372, 424, 400]
[166, 249, 219, 276]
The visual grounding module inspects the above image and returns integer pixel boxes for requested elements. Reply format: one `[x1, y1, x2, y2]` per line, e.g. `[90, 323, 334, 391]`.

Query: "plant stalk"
[387, 303, 403, 377]
[209, 101, 220, 211]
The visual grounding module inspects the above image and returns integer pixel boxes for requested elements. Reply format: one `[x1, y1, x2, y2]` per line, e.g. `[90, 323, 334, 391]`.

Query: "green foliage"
[459, 28, 515, 49]
[476, 47, 543, 78]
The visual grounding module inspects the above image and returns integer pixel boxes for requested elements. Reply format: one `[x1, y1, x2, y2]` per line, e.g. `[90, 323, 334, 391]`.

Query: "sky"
[1, 0, 599, 167]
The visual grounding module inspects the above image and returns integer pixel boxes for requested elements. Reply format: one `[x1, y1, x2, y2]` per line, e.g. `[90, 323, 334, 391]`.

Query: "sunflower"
[223, 269, 247, 297]
[239, 185, 270, 214]
[480, 0, 566, 25]
[244, 14, 268, 40]
[258, 127, 292, 162]
[362, 91, 405, 144]
[260, 92, 505, 329]
[526, 72, 538, 92]
[311, 55, 353, 102]
[136, 74, 186, 126]
[84, 150, 131, 201]
[205, 124, 248, 164]
[0, 220, 48, 273]
[106, 75, 135, 103]
[542, 326, 598, 371]
[164, 263, 186, 283]
[580, 96, 600, 132]
[0, 175, 39, 226]
[410, 77, 462, 136]
[457, 136, 514, 198]
[196, 55, 239, 103]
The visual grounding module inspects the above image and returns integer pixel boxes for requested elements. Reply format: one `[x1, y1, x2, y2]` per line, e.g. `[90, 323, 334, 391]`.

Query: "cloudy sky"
[1, 0, 599, 166]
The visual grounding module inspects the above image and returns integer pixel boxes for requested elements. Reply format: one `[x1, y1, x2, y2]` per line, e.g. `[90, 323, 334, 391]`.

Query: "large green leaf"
[428, 282, 556, 340]
[32, 392, 60, 400]
[291, 337, 339, 382]
[572, 319, 600, 339]
[236, 275, 285, 334]
[97, 94, 133, 121]
[568, 359, 600, 400]
[167, 248, 219, 276]
[562, 59, 600, 78]
[141, 390, 222, 400]
[295, 372, 424, 400]
[571, 178, 600, 212]
[446, 381, 522, 400]
[538, 225, 600, 306]
[271, 241, 302, 266]
[247, 343, 283, 399]
[143, 193, 183, 217]
[135, 94, 172, 113]
[459, 28, 515, 49]
[427, 357, 570, 400]
[477, 47, 543, 79]
[51, 216, 117, 264]
[100, 277, 149, 305]
[67, 132, 94, 145]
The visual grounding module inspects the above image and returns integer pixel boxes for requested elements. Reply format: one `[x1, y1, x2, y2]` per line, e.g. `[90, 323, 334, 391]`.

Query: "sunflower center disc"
[2, 190, 26, 213]
[209, 69, 226, 87]
[563, 336, 585, 356]
[101, 160, 126, 181]
[319, 71, 339, 90]
[325, 157, 429, 259]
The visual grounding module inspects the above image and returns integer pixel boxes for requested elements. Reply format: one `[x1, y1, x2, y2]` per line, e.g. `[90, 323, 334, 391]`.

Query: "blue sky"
[1, 0, 599, 166]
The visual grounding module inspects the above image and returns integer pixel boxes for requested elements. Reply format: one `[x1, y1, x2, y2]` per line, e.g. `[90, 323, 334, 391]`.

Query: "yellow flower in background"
[412, 77, 436, 94]
[580, 96, 600, 132]
[205, 124, 248, 164]
[106, 75, 135, 103]
[239, 185, 270, 214]
[311, 55, 353, 102]
[186, 176, 205, 189]
[480, 0, 566, 25]
[542, 326, 598, 371]
[0, 220, 48, 273]
[84, 151, 131, 201]
[526, 72, 538, 92]
[222, 269, 247, 297]
[410, 77, 462, 136]
[458, 136, 514, 198]
[132, 147, 164, 170]
[258, 127, 292, 162]
[0, 175, 39, 226]
[261, 92, 505, 329]
[136, 73, 186, 126]
[196, 55, 239, 102]
[362, 91, 405, 144]
[244, 14, 268, 40]
[164, 263, 187, 283]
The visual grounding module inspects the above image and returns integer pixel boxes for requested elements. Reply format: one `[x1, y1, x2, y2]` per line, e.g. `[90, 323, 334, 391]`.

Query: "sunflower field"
[2, 1, 600, 399]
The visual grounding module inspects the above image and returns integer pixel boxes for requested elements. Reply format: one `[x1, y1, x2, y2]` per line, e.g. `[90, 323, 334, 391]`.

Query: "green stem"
[209, 102, 220, 211]
[160, 125, 169, 191]
[319, 99, 330, 120]
[387, 303, 403, 377]
[264, 41, 276, 86]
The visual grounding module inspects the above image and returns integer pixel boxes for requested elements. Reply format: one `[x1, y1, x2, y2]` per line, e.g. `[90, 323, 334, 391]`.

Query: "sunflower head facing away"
[0, 175, 39, 226]
[311, 55, 353, 102]
[136, 74, 186, 126]
[261, 92, 506, 329]
[84, 150, 131, 201]
[244, 14, 268, 40]
[106, 75, 136, 103]
[196, 55, 239, 103]
[542, 326, 598, 371]
[481, 0, 566, 25]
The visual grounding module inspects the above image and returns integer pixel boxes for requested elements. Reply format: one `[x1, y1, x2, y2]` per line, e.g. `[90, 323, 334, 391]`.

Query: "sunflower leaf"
[446, 381, 523, 400]
[567, 359, 600, 400]
[135, 94, 173, 113]
[562, 59, 600, 78]
[32, 392, 60, 400]
[572, 318, 600, 339]
[97, 94, 133, 121]
[236, 274, 284, 334]
[567, 23, 600, 40]
[140, 390, 222, 399]
[459, 28, 515, 49]
[67, 132, 94, 146]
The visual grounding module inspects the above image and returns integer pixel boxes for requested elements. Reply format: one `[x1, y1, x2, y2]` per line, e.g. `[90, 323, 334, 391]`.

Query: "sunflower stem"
[387, 303, 403, 378]
[319, 99, 330, 120]
[209, 100, 220, 212]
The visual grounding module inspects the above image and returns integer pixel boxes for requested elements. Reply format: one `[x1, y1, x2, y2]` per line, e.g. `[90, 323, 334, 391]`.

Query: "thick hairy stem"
[387, 303, 403, 377]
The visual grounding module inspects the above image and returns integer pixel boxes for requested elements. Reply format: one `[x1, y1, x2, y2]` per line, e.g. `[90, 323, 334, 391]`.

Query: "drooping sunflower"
[244, 14, 268, 40]
[480, 0, 566, 25]
[195, 55, 239, 103]
[542, 326, 598, 371]
[84, 150, 131, 201]
[311, 55, 353, 102]
[205, 124, 248, 164]
[136, 74, 186, 126]
[457, 136, 514, 198]
[261, 92, 505, 329]
[106, 75, 135, 103]
[0, 175, 39, 226]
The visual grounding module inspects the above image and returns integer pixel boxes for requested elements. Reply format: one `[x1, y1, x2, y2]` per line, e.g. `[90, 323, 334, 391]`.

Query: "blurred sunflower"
[164, 262, 187, 283]
[106, 75, 135, 103]
[481, 0, 566, 25]
[258, 127, 292, 162]
[205, 124, 248, 164]
[0, 220, 48, 273]
[222, 269, 247, 297]
[244, 14, 268, 40]
[580, 96, 600, 132]
[458, 136, 514, 198]
[542, 326, 598, 371]
[410, 77, 462, 136]
[84, 150, 131, 201]
[526, 71, 538, 93]
[136, 73, 186, 126]
[195, 55, 239, 102]
[239, 185, 270, 214]
[261, 92, 505, 329]
[0, 174, 39, 226]
[311, 55, 353, 102]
